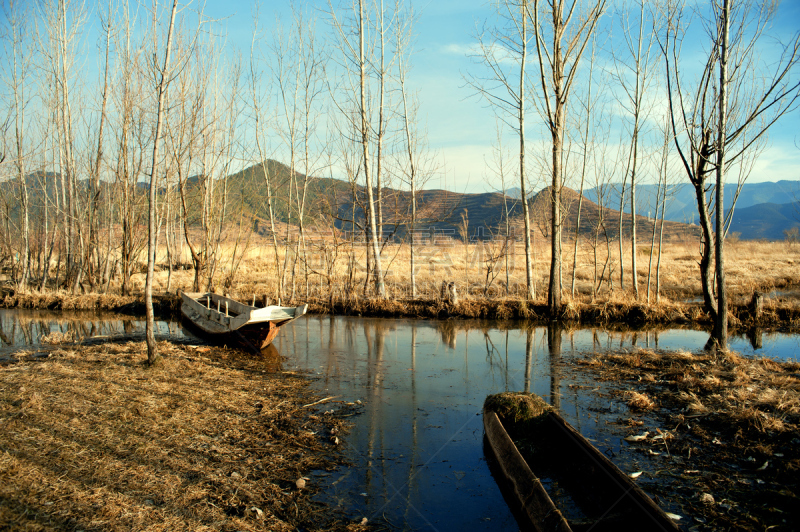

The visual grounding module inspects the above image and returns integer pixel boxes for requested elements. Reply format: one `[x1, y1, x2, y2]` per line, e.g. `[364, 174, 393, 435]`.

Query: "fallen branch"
[302, 396, 339, 408]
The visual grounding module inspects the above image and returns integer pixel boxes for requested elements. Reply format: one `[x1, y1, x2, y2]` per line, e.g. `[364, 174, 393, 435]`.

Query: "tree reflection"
[437, 321, 457, 349]
[548, 322, 562, 412]
[747, 328, 763, 350]
[524, 325, 533, 393]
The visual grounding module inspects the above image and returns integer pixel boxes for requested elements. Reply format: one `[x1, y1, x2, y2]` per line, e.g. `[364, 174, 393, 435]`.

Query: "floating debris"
[625, 431, 650, 442]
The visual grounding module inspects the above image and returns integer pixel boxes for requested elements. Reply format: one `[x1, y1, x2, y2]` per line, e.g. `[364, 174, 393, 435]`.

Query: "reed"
[3, 237, 799, 329]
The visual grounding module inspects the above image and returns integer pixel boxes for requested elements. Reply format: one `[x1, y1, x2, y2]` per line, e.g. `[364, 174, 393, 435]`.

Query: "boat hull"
[483, 393, 679, 532]
[180, 291, 306, 350]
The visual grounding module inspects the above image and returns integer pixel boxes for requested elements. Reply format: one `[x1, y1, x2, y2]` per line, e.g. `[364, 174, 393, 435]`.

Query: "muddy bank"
[309, 295, 800, 332]
[0, 292, 179, 315]
[574, 348, 800, 531]
[0, 341, 367, 531]
[3, 289, 800, 332]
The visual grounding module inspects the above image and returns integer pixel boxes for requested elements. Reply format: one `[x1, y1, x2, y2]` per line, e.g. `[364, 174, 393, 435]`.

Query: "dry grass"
[0, 342, 356, 531]
[4, 238, 800, 328]
[588, 348, 800, 434]
[39, 330, 77, 345]
[578, 347, 800, 531]
[1, 292, 140, 311]
[624, 390, 657, 411]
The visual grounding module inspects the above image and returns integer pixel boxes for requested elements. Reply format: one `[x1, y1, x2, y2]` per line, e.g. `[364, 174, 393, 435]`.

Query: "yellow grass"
[4, 234, 799, 327]
[131, 235, 800, 304]
[589, 347, 800, 433]
[0, 341, 353, 531]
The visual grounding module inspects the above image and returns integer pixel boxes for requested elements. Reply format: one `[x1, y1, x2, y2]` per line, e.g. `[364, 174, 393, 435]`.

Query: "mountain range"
[6, 161, 795, 241]
[231, 161, 701, 243]
[508, 180, 800, 241]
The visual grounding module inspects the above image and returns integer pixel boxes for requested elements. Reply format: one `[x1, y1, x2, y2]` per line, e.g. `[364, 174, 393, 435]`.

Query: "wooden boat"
[483, 392, 679, 532]
[180, 291, 308, 350]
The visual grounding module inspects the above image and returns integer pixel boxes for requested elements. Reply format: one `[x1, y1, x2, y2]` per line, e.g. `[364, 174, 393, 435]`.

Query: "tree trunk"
[145, 0, 178, 365]
[359, 0, 385, 298]
[713, 0, 730, 349]
[655, 178, 667, 303]
[520, 2, 534, 301]
[548, 109, 564, 315]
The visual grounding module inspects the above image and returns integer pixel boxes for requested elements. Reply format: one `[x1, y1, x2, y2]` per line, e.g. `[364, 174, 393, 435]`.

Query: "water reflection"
[0, 308, 194, 358]
[548, 322, 562, 411]
[274, 319, 555, 529]
[747, 328, 763, 349]
[1, 308, 798, 527]
[271, 316, 800, 530]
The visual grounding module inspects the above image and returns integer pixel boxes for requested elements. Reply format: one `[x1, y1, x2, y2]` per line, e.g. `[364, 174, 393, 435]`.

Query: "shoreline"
[2, 295, 798, 530]
[3, 289, 799, 333]
[567, 348, 800, 531]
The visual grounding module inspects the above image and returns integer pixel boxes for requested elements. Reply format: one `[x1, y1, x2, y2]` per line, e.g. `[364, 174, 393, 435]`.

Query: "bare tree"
[1, 0, 33, 290]
[713, 0, 731, 348]
[569, 32, 599, 299]
[247, 6, 282, 299]
[38, 0, 89, 292]
[589, 106, 617, 299]
[485, 119, 517, 295]
[394, 4, 436, 299]
[268, 11, 303, 299]
[648, 114, 677, 304]
[609, 0, 657, 299]
[170, 24, 238, 295]
[85, 2, 114, 290]
[285, 9, 328, 300]
[466, 0, 536, 300]
[144, 0, 178, 365]
[328, 0, 386, 297]
[660, 0, 800, 348]
[529, 0, 607, 315]
[110, 0, 149, 296]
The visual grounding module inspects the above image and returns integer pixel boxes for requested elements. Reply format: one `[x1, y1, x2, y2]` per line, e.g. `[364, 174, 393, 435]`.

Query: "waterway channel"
[1, 308, 797, 529]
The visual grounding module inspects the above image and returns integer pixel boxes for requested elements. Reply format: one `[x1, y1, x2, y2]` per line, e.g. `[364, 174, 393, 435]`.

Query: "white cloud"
[441, 43, 479, 56]
[748, 142, 800, 183]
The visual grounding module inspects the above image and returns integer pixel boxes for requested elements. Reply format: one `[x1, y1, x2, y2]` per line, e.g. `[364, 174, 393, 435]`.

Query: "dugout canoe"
[483, 392, 679, 532]
[180, 291, 308, 350]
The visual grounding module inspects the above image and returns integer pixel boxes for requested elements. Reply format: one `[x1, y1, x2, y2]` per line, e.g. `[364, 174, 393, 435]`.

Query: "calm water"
[273, 316, 798, 530]
[0, 308, 196, 358]
[1, 309, 798, 529]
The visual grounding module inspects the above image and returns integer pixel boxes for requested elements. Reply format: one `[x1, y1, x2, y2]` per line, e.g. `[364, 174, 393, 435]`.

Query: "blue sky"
[2, 0, 798, 192]
[199, 0, 800, 193]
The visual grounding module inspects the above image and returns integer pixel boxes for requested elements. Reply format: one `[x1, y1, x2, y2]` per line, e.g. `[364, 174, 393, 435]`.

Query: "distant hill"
[509, 180, 800, 240]
[268, 170, 703, 243]
[726, 201, 800, 241]
[0, 161, 702, 244]
[579, 180, 800, 223]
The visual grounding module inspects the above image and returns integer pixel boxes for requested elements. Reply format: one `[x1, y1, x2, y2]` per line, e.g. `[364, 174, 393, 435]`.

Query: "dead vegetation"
[578, 348, 800, 530]
[585, 348, 800, 434]
[3, 239, 799, 330]
[0, 341, 362, 531]
[0, 235, 798, 340]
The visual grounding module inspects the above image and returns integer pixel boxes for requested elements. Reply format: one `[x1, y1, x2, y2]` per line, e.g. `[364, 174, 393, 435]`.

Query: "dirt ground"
[573, 348, 800, 531]
[0, 341, 370, 531]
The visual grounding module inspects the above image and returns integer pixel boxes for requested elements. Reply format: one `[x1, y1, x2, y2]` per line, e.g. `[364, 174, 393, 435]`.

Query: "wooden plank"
[483, 410, 572, 532]
[484, 393, 680, 532]
[180, 292, 309, 348]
